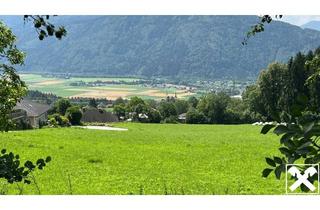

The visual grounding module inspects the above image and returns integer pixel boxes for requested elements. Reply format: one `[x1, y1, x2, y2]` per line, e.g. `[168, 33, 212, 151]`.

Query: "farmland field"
[20, 73, 195, 100]
[0, 123, 285, 195]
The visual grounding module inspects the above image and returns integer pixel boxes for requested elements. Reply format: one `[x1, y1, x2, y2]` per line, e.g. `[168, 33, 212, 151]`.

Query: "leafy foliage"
[48, 113, 70, 127]
[65, 106, 83, 125]
[0, 19, 54, 187]
[243, 49, 320, 121]
[259, 49, 320, 192]
[260, 112, 320, 191]
[243, 15, 282, 45]
[23, 15, 66, 40]
[197, 92, 230, 123]
[0, 22, 27, 131]
[186, 108, 206, 124]
[54, 98, 72, 115]
[0, 149, 51, 184]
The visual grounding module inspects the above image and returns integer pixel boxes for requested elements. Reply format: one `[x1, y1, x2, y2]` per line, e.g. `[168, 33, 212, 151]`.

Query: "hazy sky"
[280, 15, 320, 26]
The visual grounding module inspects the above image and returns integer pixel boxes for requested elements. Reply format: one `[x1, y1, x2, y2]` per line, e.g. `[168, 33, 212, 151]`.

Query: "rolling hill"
[2, 15, 320, 80]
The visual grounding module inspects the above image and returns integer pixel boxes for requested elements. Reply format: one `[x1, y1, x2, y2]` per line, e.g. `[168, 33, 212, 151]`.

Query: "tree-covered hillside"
[2, 15, 320, 80]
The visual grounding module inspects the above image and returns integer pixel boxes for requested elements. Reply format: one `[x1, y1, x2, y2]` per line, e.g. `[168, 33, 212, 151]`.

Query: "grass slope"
[0, 123, 283, 195]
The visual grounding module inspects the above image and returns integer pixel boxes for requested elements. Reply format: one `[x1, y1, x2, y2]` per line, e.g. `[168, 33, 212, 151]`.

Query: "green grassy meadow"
[0, 123, 284, 195]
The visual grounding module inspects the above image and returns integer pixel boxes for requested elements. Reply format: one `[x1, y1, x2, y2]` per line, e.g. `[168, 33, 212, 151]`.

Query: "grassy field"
[0, 123, 284, 195]
[20, 73, 194, 100]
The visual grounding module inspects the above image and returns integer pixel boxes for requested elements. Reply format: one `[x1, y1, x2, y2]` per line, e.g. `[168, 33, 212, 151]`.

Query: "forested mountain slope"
[2, 15, 320, 80]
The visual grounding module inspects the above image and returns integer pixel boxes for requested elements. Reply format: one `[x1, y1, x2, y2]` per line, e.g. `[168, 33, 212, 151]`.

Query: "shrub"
[148, 109, 162, 123]
[48, 117, 58, 127]
[114, 104, 126, 119]
[186, 109, 206, 124]
[54, 98, 71, 115]
[65, 106, 83, 125]
[159, 102, 177, 119]
[174, 100, 189, 115]
[13, 119, 33, 130]
[48, 114, 70, 127]
[163, 116, 178, 124]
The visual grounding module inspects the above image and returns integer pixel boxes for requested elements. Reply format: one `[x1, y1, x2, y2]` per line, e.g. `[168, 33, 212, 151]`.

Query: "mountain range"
[301, 20, 320, 31]
[2, 15, 320, 80]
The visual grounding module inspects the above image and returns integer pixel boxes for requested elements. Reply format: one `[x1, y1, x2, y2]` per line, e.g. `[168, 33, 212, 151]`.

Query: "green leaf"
[279, 147, 291, 156]
[274, 156, 282, 164]
[24, 180, 31, 184]
[284, 139, 295, 149]
[36, 158, 45, 165]
[297, 141, 312, 150]
[261, 124, 275, 134]
[262, 168, 273, 178]
[45, 156, 52, 163]
[280, 133, 293, 144]
[304, 122, 315, 134]
[266, 157, 276, 167]
[273, 125, 289, 135]
[297, 146, 314, 155]
[274, 166, 282, 179]
[1, 149, 6, 154]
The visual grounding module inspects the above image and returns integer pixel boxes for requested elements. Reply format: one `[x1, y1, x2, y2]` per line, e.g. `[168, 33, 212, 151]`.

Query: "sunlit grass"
[0, 123, 284, 195]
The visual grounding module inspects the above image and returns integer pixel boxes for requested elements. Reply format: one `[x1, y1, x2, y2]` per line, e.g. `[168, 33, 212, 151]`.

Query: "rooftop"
[14, 99, 50, 117]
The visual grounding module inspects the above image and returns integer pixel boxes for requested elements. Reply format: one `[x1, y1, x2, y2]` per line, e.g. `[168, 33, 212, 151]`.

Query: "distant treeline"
[26, 90, 112, 107]
[25, 90, 59, 105]
[112, 94, 255, 124]
[69, 79, 150, 87]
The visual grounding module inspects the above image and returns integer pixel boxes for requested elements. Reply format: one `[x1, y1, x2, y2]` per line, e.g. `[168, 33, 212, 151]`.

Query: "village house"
[12, 99, 51, 128]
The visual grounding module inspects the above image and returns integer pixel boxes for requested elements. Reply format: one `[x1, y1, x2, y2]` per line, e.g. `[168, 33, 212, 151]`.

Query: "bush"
[159, 102, 177, 119]
[174, 100, 189, 115]
[163, 116, 178, 124]
[54, 98, 71, 115]
[148, 109, 162, 123]
[13, 119, 33, 130]
[186, 109, 206, 124]
[113, 104, 126, 119]
[65, 106, 83, 125]
[48, 117, 58, 127]
[48, 114, 70, 127]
